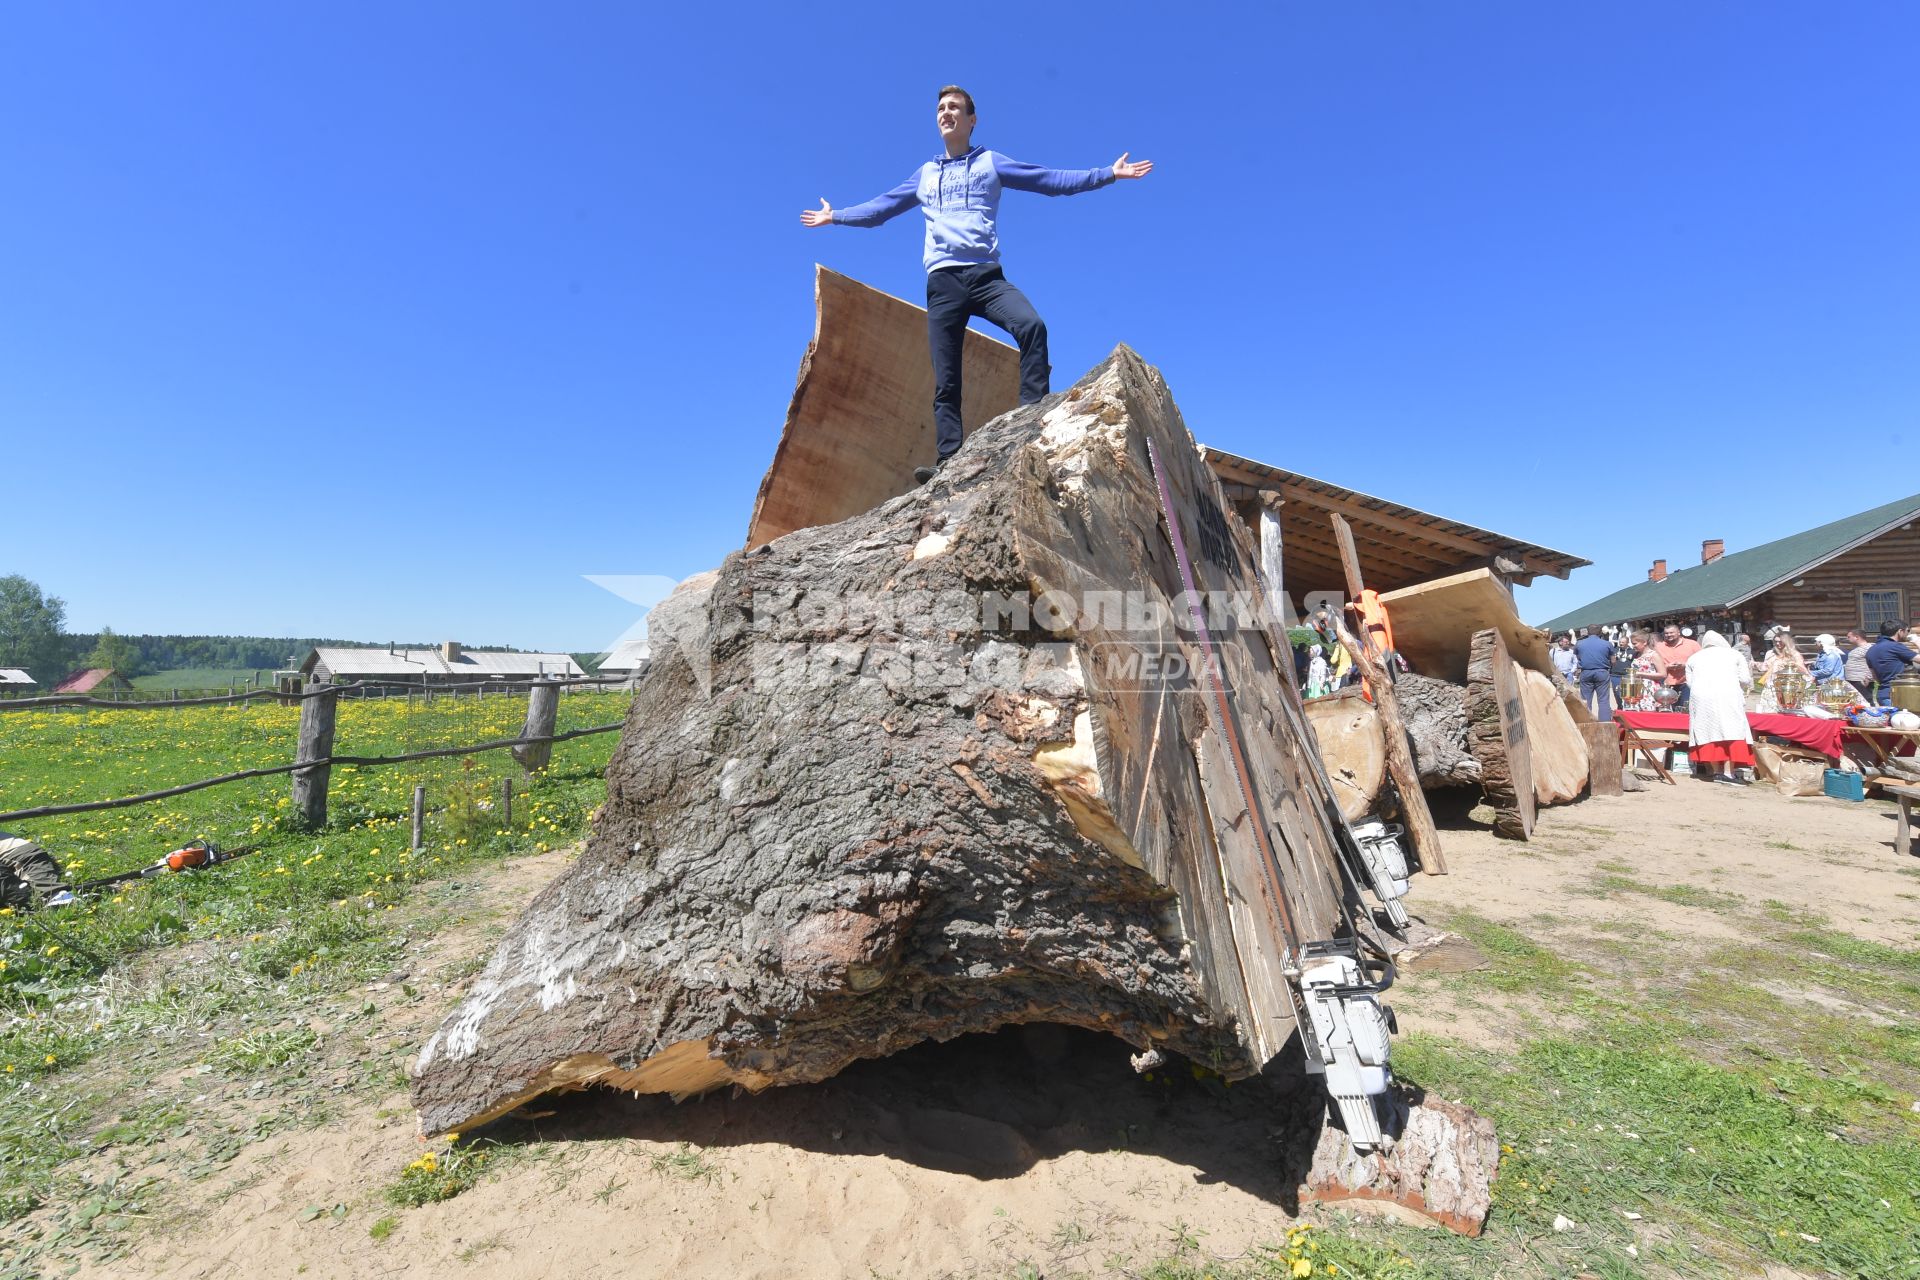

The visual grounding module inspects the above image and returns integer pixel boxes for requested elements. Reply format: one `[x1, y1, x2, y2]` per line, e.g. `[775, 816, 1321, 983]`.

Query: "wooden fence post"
[500, 778, 513, 827]
[291, 685, 339, 830]
[412, 785, 426, 851]
[513, 681, 559, 774]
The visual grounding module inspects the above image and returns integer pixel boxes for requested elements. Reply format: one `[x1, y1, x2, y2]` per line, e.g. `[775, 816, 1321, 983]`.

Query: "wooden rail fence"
[0, 682, 627, 828]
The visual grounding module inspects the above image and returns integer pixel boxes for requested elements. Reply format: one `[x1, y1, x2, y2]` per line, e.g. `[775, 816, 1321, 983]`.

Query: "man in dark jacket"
[1575, 626, 1617, 721]
[1866, 622, 1916, 707]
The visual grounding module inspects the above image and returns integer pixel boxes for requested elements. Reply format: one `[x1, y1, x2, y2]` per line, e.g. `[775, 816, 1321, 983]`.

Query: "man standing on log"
[800, 86, 1153, 484]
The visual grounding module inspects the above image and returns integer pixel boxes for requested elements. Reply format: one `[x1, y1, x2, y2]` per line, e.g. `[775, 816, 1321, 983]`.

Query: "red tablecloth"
[1615, 710, 1848, 759]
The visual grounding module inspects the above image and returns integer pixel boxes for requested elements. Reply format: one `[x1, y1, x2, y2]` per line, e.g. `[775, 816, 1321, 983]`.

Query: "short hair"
[1881, 620, 1902, 638]
[937, 85, 976, 116]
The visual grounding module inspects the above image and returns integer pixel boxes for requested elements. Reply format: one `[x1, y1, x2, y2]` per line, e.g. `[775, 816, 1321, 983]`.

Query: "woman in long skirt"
[1685, 632, 1755, 785]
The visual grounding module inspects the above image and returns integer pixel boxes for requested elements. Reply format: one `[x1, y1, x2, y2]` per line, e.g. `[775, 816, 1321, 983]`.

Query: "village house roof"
[597, 638, 651, 673]
[52, 668, 121, 694]
[300, 646, 586, 681]
[0, 668, 35, 686]
[1540, 491, 1920, 633]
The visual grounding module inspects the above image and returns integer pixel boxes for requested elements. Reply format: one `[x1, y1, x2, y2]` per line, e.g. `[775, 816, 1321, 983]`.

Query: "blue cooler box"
[1823, 769, 1865, 802]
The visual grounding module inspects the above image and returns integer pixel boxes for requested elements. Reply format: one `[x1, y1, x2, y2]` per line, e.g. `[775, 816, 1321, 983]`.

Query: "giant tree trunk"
[1396, 673, 1480, 789]
[411, 348, 1367, 1138]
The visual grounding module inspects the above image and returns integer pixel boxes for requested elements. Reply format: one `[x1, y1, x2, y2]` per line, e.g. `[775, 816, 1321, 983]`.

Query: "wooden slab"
[1518, 668, 1589, 805]
[746, 266, 1021, 550]
[1378, 568, 1553, 683]
[1304, 691, 1385, 820]
[1579, 721, 1623, 797]
[1466, 628, 1534, 840]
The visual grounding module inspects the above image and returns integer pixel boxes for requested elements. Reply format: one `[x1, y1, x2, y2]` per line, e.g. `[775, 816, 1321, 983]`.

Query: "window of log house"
[1860, 588, 1904, 633]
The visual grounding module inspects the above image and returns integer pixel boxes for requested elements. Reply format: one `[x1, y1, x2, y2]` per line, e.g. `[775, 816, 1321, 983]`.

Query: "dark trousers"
[927, 264, 1048, 460]
[1580, 669, 1614, 722]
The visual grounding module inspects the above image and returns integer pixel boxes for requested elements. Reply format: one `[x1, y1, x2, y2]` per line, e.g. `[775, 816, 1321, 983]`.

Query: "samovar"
[1772, 667, 1810, 712]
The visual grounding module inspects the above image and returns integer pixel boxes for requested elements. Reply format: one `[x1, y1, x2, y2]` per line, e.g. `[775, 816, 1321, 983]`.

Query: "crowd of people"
[1548, 618, 1919, 786]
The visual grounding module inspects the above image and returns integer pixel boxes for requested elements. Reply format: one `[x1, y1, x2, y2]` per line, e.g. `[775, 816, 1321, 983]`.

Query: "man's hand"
[1111, 153, 1153, 180]
[800, 198, 833, 227]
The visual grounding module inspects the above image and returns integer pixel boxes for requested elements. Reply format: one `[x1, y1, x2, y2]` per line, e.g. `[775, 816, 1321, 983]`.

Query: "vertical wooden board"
[1467, 628, 1534, 840]
[1007, 356, 1351, 1069]
[1580, 721, 1624, 796]
[746, 267, 1021, 550]
[1191, 737, 1301, 1062]
[1010, 432, 1265, 1058]
[1137, 396, 1350, 950]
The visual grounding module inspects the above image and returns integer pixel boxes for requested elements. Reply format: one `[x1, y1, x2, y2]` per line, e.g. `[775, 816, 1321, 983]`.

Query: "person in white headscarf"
[1685, 631, 1754, 785]
[1810, 633, 1847, 686]
[1306, 644, 1330, 698]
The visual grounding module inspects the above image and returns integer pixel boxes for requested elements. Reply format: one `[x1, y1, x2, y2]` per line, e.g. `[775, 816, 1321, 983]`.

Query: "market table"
[1614, 710, 1849, 759]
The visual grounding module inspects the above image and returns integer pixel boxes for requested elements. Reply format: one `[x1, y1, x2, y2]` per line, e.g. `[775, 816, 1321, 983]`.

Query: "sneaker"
[913, 456, 955, 486]
[1710, 774, 1741, 785]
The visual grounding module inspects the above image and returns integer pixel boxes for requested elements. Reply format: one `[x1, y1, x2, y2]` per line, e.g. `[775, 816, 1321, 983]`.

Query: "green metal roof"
[1539, 491, 1920, 632]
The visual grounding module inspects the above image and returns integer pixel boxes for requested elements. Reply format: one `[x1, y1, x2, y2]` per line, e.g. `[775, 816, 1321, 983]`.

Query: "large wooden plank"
[746, 266, 1020, 550]
[1520, 667, 1590, 804]
[1466, 628, 1534, 840]
[1378, 567, 1553, 683]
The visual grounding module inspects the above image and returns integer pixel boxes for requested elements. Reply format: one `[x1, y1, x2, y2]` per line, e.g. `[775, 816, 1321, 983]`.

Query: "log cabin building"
[1540, 491, 1920, 645]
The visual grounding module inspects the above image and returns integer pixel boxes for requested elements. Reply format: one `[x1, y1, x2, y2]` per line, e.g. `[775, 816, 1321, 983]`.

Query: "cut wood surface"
[412, 347, 1362, 1138]
[1519, 667, 1590, 805]
[1466, 628, 1534, 840]
[1304, 676, 1478, 814]
[1304, 691, 1385, 819]
[746, 267, 1020, 550]
[1378, 568, 1553, 682]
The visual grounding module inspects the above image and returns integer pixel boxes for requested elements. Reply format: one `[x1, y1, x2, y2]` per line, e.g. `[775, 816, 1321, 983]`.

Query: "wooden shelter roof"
[1201, 447, 1590, 597]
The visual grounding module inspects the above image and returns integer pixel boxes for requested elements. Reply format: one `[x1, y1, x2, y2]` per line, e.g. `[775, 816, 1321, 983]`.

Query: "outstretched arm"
[800, 174, 919, 228]
[992, 152, 1153, 195]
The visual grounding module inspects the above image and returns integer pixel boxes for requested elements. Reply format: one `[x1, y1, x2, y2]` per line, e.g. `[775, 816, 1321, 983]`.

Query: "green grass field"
[4, 695, 1918, 1278]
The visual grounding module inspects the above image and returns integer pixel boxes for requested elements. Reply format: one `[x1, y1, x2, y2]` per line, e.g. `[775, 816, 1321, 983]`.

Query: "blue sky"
[4, 2, 1914, 651]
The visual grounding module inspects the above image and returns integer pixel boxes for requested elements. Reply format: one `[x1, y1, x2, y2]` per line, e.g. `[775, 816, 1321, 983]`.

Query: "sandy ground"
[68, 779, 1920, 1280]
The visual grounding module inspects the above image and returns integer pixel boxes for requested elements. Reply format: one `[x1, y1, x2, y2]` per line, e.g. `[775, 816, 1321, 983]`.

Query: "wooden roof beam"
[1284, 520, 1460, 575]
[1275, 483, 1494, 559]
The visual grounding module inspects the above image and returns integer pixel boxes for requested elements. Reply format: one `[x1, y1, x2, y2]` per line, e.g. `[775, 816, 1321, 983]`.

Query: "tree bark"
[411, 348, 1369, 1138]
[1466, 629, 1534, 840]
[1394, 673, 1480, 788]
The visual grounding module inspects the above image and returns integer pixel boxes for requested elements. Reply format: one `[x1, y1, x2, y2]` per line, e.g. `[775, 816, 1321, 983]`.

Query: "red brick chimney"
[1649, 559, 1668, 582]
[1701, 538, 1725, 564]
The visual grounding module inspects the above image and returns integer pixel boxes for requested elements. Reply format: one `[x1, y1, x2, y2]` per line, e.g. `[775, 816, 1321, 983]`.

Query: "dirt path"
[63, 782, 1920, 1280]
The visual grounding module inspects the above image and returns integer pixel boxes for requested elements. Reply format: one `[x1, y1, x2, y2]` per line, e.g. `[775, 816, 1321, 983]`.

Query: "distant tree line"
[1, 572, 563, 686]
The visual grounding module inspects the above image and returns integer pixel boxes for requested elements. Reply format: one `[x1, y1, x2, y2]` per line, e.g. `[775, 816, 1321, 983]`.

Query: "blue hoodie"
[832, 146, 1116, 273]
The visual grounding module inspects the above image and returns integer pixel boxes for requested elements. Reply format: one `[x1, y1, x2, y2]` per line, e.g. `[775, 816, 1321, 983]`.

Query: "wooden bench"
[1885, 781, 1920, 857]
